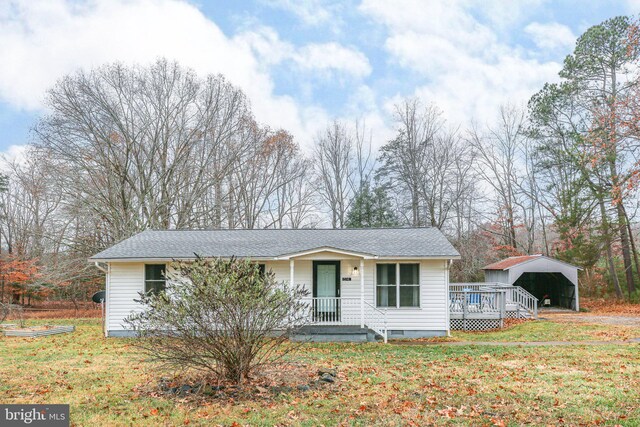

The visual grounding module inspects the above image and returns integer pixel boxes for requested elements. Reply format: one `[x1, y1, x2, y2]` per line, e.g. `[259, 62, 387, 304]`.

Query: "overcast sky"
[0, 0, 638, 157]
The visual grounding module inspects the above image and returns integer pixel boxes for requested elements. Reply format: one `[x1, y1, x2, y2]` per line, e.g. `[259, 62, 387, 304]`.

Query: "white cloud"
[359, 0, 563, 126]
[474, 0, 547, 32]
[626, 0, 640, 13]
[237, 27, 371, 79]
[342, 84, 395, 151]
[0, 0, 371, 149]
[293, 43, 371, 78]
[525, 22, 576, 51]
[265, 0, 335, 27]
[0, 144, 28, 168]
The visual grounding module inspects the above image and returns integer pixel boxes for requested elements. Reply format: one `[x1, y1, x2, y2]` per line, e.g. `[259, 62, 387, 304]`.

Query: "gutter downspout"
[360, 259, 365, 329]
[94, 261, 108, 273]
[446, 259, 452, 337]
[94, 261, 108, 337]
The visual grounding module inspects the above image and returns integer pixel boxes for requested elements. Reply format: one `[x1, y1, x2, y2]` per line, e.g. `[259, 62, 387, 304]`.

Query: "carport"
[483, 255, 581, 311]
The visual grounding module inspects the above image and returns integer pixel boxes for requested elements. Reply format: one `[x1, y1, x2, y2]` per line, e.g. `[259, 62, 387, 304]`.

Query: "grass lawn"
[1, 319, 639, 426]
[451, 319, 640, 342]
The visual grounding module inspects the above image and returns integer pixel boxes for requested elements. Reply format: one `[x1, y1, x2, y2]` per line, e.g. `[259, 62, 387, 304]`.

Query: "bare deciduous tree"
[313, 120, 355, 228]
[468, 106, 529, 253]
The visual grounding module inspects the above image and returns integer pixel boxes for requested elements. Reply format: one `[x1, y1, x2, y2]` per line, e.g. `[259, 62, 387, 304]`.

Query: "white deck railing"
[301, 297, 388, 343]
[450, 283, 538, 319]
[449, 289, 506, 319]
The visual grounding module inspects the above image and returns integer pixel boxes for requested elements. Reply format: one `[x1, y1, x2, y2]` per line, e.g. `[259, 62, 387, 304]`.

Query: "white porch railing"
[363, 301, 387, 343]
[301, 297, 387, 343]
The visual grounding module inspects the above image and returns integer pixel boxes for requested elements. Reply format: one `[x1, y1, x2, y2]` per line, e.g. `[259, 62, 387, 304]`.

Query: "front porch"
[283, 251, 389, 342]
[278, 250, 452, 341]
[291, 325, 379, 342]
[297, 297, 388, 342]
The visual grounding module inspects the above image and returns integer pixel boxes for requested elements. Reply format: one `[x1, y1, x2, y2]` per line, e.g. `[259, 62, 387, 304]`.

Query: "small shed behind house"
[483, 255, 581, 311]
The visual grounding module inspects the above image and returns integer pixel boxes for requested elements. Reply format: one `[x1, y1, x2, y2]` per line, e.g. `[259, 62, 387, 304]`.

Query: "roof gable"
[274, 246, 377, 260]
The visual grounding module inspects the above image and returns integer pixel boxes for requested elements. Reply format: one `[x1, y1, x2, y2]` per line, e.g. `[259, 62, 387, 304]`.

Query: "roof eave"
[88, 254, 462, 263]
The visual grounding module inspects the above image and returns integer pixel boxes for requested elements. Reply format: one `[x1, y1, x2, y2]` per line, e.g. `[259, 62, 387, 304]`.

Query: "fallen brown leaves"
[8, 302, 101, 319]
[20, 308, 101, 319]
[137, 362, 323, 405]
[3, 319, 640, 425]
[581, 297, 640, 315]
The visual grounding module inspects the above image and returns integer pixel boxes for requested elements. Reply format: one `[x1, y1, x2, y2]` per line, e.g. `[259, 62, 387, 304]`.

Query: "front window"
[376, 263, 420, 308]
[258, 264, 266, 275]
[376, 264, 397, 307]
[399, 264, 420, 307]
[145, 264, 166, 294]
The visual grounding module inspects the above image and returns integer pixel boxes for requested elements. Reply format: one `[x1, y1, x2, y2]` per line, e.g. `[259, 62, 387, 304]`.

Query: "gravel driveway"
[541, 312, 640, 327]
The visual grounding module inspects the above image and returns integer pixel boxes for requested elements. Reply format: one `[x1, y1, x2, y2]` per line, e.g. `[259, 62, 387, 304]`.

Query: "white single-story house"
[89, 228, 461, 341]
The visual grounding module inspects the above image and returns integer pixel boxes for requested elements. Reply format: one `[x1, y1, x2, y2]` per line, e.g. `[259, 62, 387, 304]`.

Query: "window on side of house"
[376, 263, 420, 308]
[145, 264, 166, 295]
[258, 264, 266, 276]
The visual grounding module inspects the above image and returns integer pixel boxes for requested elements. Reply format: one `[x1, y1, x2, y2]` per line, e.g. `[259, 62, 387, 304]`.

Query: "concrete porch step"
[291, 325, 379, 342]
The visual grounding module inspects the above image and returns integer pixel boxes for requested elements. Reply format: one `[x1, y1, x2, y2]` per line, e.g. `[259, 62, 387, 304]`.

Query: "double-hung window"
[145, 264, 166, 295]
[399, 264, 420, 307]
[376, 263, 420, 308]
[376, 264, 397, 307]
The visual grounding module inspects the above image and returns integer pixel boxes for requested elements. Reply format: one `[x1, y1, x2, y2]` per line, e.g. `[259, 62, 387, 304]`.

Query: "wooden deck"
[449, 283, 538, 330]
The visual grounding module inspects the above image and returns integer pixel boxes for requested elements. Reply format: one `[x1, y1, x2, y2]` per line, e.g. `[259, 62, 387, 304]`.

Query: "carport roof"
[483, 254, 582, 271]
[483, 255, 541, 270]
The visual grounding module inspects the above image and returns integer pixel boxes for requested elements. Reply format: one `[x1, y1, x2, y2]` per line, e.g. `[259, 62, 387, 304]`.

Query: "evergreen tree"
[345, 183, 399, 228]
[529, 16, 639, 298]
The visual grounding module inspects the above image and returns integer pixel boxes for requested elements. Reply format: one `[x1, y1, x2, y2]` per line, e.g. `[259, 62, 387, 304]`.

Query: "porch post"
[360, 259, 365, 328]
[289, 259, 295, 287]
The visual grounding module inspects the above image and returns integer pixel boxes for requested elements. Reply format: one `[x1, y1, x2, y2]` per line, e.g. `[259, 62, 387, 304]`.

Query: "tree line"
[2, 16, 640, 304]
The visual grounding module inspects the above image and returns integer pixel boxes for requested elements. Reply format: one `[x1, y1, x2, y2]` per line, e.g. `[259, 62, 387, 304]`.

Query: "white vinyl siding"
[105, 258, 449, 335]
[107, 262, 144, 332]
[368, 260, 447, 331]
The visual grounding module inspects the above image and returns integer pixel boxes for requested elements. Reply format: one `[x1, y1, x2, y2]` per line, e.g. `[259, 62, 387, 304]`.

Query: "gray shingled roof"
[89, 228, 460, 260]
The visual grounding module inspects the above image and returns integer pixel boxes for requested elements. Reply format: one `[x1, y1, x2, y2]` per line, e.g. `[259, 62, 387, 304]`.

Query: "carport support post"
[360, 259, 365, 329]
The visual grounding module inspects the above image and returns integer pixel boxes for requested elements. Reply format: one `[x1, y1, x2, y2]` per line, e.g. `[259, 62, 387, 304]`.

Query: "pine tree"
[345, 183, 399, 228]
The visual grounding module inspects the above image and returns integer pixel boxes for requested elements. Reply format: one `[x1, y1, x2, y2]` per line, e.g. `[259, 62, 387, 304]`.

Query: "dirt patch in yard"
[136, 362, 335, 404]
